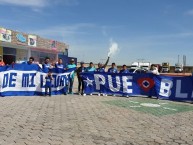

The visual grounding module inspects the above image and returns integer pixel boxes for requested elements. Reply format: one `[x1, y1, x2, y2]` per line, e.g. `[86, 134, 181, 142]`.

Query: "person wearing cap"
[0, 55, 5, 66]
[67, 58, 77, 94]
[77, 61, 87, 96]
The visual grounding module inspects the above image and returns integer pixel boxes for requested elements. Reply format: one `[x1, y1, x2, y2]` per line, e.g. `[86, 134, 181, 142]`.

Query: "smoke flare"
[107, 40, 119, 57]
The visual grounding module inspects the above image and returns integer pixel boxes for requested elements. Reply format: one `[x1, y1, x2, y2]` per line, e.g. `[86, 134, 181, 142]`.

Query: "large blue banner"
[0, 64, 75, 96]
[81, 72, 193, 101]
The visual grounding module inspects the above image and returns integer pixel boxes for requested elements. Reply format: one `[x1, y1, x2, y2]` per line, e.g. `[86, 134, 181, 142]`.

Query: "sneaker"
[98, 93, 101, 96]
[90, 93, 93, 96]
[113, 94, 116, 97]
[126, 95, 129, 98]
[83, 93, 86, 96]
[68, 92, 74, 95]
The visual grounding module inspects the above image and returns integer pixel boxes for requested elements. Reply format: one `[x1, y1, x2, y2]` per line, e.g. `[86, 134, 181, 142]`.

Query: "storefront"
[0, 27, 69, 65]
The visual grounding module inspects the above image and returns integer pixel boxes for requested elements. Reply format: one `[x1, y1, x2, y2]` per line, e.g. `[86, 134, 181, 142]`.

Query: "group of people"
[0, 55, 159, 97]
[25, 56, 160, 97]
[41, 57, 77, 96]
[11, 56, 77, 96]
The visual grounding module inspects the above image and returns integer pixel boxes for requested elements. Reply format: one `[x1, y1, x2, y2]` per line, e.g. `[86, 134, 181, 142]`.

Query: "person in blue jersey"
[55, 58, 64, 69]
[45, 70, 53, 96]
[108, 62, 118, 73]
[86, 62, 96, 72]
[95, 57, 110, 96]
[23, 57, 34, 65]
[107, 62, 118, 96]
[67, 58, 77, 94]
[42, 57, 52, 73]
[119, 64, 129, 98]
[77, 61, 87, 96]
[55, 58, 68, 95]
[119, 65, 129, 73]
[95, 57, 110, 72]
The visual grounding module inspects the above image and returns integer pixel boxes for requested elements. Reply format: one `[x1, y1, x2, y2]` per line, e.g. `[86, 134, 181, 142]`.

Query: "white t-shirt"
[152, 67, 159, 75]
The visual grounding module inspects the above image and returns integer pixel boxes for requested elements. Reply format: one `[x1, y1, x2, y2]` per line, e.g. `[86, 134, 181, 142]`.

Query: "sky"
[0, 0, 193, 65]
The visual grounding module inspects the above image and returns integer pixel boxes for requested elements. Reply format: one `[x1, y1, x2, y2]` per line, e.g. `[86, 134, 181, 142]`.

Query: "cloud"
[0, 0, 79, 8]
[185, 9, 193, 16]
[0, 0, 49, 7]
[30, 23, 96, 41]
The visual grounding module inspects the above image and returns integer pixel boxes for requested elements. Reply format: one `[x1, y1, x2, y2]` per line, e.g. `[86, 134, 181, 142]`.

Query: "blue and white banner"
[81, 72, 193, 101]
[155, 75, 193, 101]
[0, 64, 75, 96]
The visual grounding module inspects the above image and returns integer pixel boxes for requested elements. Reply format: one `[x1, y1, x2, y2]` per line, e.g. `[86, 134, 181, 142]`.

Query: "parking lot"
[0, 79, 193, 145]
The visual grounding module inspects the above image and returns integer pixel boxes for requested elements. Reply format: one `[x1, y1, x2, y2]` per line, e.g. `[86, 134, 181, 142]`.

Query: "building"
[0, 27, 71, 65]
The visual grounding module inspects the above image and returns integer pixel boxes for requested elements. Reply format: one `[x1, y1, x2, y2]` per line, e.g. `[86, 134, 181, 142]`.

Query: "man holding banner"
[67, 59, 76, 94]
[77, 61, 87, 96]
[108, 62, 118, 73]
[95, 57, 110, 96]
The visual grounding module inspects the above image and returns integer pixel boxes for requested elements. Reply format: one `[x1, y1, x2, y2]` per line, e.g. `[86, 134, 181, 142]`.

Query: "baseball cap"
[70, 58, 75, 62]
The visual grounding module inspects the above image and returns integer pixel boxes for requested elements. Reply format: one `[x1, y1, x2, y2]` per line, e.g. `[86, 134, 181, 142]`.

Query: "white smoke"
[107, 39, 119, 57]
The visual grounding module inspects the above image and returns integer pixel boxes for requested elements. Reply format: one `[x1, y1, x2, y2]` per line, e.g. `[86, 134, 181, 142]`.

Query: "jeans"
[45, 87, 51, 96]
[78, 77, 84, 93]
[69, 78, 74, 93]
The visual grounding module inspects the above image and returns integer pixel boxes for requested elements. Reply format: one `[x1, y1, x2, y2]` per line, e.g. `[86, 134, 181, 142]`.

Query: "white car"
[128, 68, 147, 73]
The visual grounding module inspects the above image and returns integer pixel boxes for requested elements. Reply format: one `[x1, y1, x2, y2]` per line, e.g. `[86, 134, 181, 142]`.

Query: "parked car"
[128, 68, 147, 73]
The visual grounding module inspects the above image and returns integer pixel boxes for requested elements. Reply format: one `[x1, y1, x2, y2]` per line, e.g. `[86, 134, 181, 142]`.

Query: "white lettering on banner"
[122, 76, 133, 93]
[159, 79, 173, 97]
[0, 70, 70, 92]
[175, 80, 188, 98]
[108, 75, 121, 92]
[94, 74, 106, 90]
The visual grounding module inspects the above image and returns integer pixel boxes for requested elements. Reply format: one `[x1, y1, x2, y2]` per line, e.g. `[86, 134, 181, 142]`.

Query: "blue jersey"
[108, 68, 118, 73]
[119, 69, 129, 73]
[96, 67, 105, 72]
[55, 63, 64, 69]
[86, 67, 96, 72]
[42, 63, 51, 73]
[67, 64, 76, 79]
[45, 75, 52, 87]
